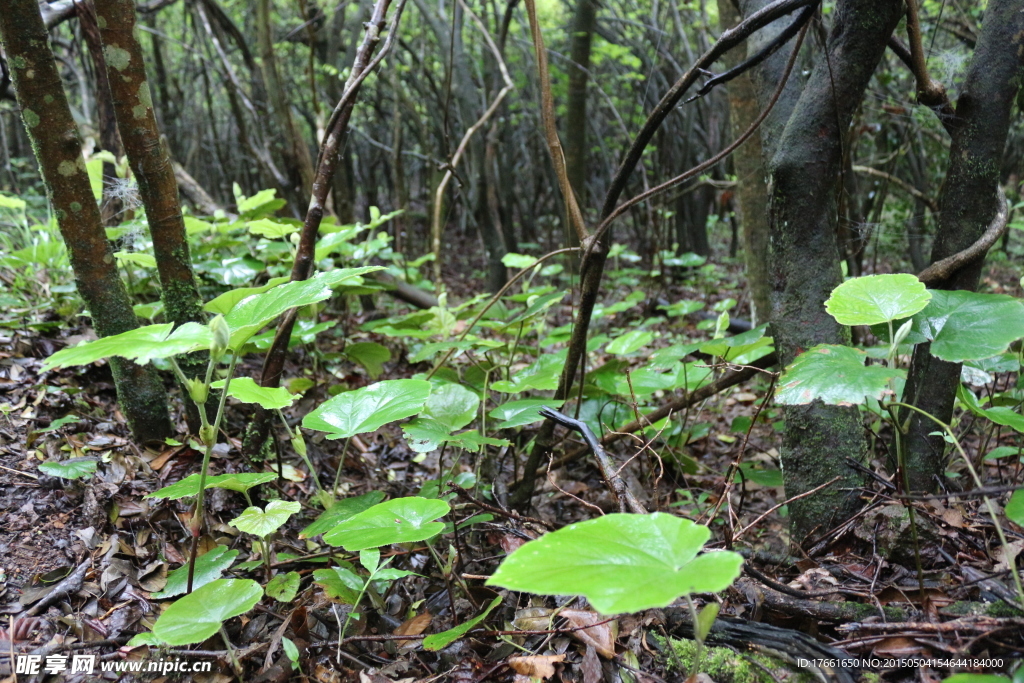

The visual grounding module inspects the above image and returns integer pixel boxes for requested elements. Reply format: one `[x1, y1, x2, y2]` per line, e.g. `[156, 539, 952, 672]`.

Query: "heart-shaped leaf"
[266, 571, 301, 602]
[489, 399, 564, 429]
[212, 377, 296, 410]
[152, 546, 239, 599]
[775, 344, 903, 406]
[38, 458, 97, 480]
[224, 268, 381, 349]
[323, 497, 450, 550]
[302, 379, 431, 440]
[911, 290, 1024, 362]
[402, 382, 479, 452]
[147, 472, 277, 500]
[825, 274, 931, 326]
[487, 513, 743, 614]
[313, 566, 363, 604]
[204, 276, 289, 315]
[345, 341, 391, 379]
[300, 491, 386, 539]
[230, 500, 301, 537]
[43, 323, 212, 370]
[152, 579, 263, 645]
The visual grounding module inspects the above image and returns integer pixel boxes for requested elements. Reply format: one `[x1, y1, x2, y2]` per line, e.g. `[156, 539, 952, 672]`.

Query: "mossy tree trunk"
[898, 0, 1024, 492]
[766, 0, 903, 542]
[0, 0, 171, 444]
[94, 0, 209, 429]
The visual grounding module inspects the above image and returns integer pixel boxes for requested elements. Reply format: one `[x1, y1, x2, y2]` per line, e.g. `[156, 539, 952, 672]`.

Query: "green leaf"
[247, 218, 298, 239]
[266, 571, 301, 602]
[487, 513, 743, 615]
[212, 377, 296, 410]
[282, 637, 300, 667]
[323, 497, 450, 550]
[695, 602, 720, 641]
[43, 323, 212, 370]
[606, 330, 654, 355]
[984, 446, 1020, 461]
[422, 383, 479, 430]
[501, 253, 537, 269]
[38, 458, 97, 480]
[943, 676, 1011, 683]
[489, 399, 563, 429]
[423, 595, 502, 651]
[224, 268, 381, 349]
[302, 379, 431, 440]
[300, 491, 386, 539]
[147, 472, 277, 500]
[657, 300, 704, 317]
[204, 276, 289, 315]
[912, 290, 1024, 362]
[153, 579, 262, 646]
[152, 546, 239, 599]
[976, 406, 1024, 434]
[230, 500, 301, 537]
[1006, 490, 1024, 526]
[825, 274, 931, 326]
[313, 566, 362, 604]
[115, 251, 157, 268]
[775, 345, 903, 406]
[345, 341, 391, 379]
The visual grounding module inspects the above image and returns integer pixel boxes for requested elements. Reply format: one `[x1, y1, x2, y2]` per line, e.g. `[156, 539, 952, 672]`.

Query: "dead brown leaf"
[508, 654, 565, 679]
[561, 609, 617, 659]
[393, 611, 431, 649]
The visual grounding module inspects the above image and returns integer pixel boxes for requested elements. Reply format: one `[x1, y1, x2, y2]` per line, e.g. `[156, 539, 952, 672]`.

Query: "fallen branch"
[24, 558, 91, 617]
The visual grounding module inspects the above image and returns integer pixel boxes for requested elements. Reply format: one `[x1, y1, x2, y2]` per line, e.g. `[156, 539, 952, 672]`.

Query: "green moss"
[70, 202, 82, 213]
[22, 109, 40, 128]
[10, 55, 27, 69]
[660, 637, 815, 683]
[57, 160, 78, 176]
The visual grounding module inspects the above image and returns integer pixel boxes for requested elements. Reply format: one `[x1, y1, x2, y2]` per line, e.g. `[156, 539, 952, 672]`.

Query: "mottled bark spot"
[10, 56, 27, 69]
[58, 160, 78, 176]
[70, 202, 82, 212]
[104, 45, 131, 71]
[22, 110, 40, 128]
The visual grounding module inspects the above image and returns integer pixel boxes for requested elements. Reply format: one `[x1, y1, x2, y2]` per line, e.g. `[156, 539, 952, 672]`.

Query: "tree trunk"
[257, 0, 316, 212]
[898, 0, 1024, 492]
[0, 0, 171, 444]
[766, 0, 902, 541]
[717, 0, 770, 325]
[564, 0, 596, 231]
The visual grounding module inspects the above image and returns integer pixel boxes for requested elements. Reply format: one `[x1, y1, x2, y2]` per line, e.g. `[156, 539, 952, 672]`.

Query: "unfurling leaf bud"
[291, 430, 307, 457]
[209, 314, 230, 359]
[186, 377, 208, 404]
[200, 424, 216, 446]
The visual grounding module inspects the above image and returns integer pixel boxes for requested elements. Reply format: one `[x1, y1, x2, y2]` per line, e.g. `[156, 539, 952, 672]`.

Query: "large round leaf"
[224, 268, 381, 349]
[230, 500, 301, 537]
[212, 377, 296, 410]
[487, 513, 743, 615]
[42, 323, 211, 370]
[911, 290, 1024, 362]
[323, 497, 450, 550]
[775, 344, 903, 406]
[302, 379, 431, 440]
[152, 579, 263, 645]
[825, 274, 931, 326]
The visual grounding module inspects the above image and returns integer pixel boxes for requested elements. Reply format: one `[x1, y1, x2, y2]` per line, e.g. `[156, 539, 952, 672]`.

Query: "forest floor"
[1, 250, 1022, 683]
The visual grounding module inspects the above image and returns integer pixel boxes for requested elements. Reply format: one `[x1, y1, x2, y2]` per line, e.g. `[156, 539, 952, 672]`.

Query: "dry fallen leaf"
[507, 654, 565, 679]
[393, 611, 431, 649]
[561, 609, 617, 659]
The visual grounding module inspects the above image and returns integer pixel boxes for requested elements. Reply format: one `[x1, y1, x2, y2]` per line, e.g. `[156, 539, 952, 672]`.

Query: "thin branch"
[916, 186, 1008, 286]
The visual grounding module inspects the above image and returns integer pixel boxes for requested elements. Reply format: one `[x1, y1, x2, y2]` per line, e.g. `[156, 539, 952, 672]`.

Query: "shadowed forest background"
[2, 0, 1024, 681]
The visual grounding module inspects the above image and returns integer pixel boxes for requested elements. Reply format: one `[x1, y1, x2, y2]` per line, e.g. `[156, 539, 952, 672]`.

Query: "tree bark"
[898, 0, 1024, 492]
[766, 0, 903, 541]
[564, 0, 596, 228]
[257, 0, 316, 212]
[717, 0, 770, 323]
[0, 0, 171, 444]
